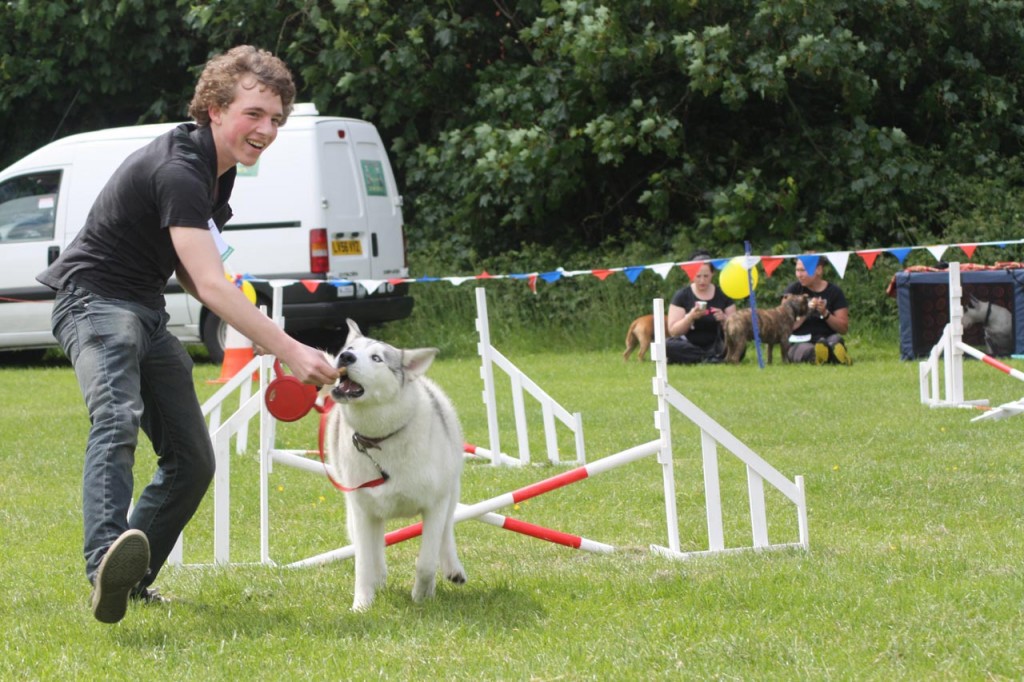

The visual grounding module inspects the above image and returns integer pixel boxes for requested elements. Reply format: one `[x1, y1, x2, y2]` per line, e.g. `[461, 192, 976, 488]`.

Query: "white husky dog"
[321, 320, 466, 611]
[963, 294, 1014, 357]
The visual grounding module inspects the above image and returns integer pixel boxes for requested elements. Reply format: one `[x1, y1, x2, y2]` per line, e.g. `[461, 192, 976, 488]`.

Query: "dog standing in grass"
[322, 320, 466, 611]
[622, 314, 667, 361]
[723, 294, 809, 364]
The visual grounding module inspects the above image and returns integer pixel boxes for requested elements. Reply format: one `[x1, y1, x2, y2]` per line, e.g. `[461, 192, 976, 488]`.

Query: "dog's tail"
[623, 320, 637, 360]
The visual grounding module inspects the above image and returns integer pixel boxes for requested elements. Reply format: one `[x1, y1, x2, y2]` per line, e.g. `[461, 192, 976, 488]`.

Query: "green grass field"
[2, 334, 1022, 680]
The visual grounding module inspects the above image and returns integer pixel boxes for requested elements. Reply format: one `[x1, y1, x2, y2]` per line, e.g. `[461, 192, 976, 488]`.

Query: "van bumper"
[252, 280, 415, 333]
[280, 295, 415, 332]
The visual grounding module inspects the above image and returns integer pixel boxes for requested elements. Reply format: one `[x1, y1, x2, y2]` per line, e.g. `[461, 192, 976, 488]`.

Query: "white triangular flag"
[648, 262, 675, 279]
[926, 245, 947, 262]
[358, 279, 384, 295]
[826, 251, 850, 279]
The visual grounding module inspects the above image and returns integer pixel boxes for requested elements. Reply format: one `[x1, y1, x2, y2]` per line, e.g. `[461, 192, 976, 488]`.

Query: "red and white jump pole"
[463, 442, 520, 467]
[956, 341, 1024, 381]
[958, 340, 1024, 421]
[288, 440, 659, 568]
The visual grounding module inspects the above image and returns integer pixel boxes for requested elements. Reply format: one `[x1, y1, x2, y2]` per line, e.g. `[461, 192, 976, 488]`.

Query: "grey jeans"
[52, 285, 215, 586]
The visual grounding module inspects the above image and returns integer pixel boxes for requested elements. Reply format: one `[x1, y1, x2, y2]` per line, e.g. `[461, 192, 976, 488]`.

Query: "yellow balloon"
[719, 257, 760, 300]
[225, 272, 258, 305]
[240, 280, 257, 305]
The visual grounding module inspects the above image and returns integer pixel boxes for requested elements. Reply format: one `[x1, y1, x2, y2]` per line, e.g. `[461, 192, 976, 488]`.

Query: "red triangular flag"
[959, 244, 977, 260]
[300, 279, 321, 293]
[591, 269, 615, 281]
[476, 270, 493, 279]
[760, 256, 784, 278]
[680, 262, 704, 281]
[857, 250, 881, 269]
[528, 274, 538, 293]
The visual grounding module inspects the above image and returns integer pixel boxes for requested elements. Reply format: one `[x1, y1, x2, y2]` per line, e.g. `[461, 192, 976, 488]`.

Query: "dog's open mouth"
[331, 366, 364, 400]
[332, 377, 365, 400]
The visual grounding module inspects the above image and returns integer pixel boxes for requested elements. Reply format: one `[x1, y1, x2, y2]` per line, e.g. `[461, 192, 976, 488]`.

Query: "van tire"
[201, 311, 227, 365]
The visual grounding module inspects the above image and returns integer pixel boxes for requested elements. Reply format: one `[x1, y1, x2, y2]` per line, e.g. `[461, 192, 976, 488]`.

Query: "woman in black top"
[665, 255, 736, 363]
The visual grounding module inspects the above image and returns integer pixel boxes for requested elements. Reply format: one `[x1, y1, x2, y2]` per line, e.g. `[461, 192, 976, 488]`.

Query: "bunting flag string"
[232, 238, 1024, 296]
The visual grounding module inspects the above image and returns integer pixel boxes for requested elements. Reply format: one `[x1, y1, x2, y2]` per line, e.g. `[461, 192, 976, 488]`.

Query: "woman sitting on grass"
[666, 251, 735, 364]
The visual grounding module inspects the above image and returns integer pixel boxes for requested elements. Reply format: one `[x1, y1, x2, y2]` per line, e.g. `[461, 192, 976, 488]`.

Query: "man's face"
[210, 77, 284, 172]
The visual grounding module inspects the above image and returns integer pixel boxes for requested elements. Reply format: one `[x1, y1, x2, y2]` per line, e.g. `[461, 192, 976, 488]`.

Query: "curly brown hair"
[188, 45, 296, 127]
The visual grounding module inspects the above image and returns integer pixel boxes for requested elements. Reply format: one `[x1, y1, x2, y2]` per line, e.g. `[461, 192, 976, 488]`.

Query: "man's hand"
[278, 341, 340, 386]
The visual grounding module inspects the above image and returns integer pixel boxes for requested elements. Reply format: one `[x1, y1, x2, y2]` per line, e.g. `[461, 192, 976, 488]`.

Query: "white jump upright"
[475, 287, 585, 465]
[918, 262, 1024, 420]
[166, 349, 264, 566]
[647, 299, 809, 559]
[919, 262, 988, 410]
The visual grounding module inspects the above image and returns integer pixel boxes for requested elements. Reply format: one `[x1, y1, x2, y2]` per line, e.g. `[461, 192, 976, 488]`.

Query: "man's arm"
[170, 226, 339, 385]
[173, 263, 198, 299]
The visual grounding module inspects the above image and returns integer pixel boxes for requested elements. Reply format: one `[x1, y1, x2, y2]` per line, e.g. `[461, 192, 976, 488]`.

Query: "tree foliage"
[0, 0, 205, 164]
[3, 0, 1024, 267]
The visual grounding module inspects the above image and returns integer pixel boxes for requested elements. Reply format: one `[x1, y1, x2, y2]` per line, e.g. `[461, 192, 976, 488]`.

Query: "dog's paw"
[351, 587, 376, 612]
[351, 596, 373, 612]
[411, 577, 436, 603]
[443, 560, 467, 585]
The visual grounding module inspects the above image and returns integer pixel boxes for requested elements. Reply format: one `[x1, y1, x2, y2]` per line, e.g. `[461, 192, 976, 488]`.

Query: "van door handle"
[47, 246, 60, 265]
[371, 233, 379, 257]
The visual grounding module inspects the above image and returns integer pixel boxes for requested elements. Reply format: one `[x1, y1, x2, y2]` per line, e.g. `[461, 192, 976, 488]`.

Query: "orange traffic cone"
[208, 324, 255, 384]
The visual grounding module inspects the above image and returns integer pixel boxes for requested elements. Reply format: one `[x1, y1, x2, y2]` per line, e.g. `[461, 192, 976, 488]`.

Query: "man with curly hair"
[37, 46, 340, 623]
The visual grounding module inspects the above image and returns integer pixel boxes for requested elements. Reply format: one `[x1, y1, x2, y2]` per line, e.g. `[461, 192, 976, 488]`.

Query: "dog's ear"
[345, 318, 364, 340]
[402, 347, 440, 378]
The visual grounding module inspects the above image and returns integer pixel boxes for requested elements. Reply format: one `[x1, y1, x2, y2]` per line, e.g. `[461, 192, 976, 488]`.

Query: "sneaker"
[814, 342, 829, 365]
[832, 342, 852, 366]
[90, 529, 150, 624]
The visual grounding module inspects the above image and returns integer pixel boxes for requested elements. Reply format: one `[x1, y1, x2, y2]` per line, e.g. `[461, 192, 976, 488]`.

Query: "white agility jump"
[919, 262, 1024, 421]
[475, 287, 585, 466]
[174, 288, 808, 568]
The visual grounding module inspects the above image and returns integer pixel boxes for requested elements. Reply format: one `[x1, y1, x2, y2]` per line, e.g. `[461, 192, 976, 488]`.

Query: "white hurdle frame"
[918, 261, 1024, 420]
[476, 288, 585, 465]
[177, 291, 809, 568]
[648, 299, 809, 559]
[919, 262, 988, 410]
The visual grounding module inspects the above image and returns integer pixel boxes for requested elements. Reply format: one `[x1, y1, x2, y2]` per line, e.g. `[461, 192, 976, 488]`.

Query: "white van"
[0, 104, 413, 361]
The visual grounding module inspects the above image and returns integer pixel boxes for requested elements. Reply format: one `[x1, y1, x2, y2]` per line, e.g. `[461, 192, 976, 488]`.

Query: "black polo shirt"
[38, 123, 235, 309]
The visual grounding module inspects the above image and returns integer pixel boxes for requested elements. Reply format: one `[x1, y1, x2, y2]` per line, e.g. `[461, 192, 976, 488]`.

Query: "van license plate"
[331, 239, 362, 256]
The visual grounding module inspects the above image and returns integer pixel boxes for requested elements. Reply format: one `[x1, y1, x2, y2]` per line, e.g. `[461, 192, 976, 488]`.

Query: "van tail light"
[310, 228, 329, 274]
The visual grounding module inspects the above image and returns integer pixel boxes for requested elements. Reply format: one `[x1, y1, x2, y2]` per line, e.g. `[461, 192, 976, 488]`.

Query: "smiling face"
[208, 77, 284, 174]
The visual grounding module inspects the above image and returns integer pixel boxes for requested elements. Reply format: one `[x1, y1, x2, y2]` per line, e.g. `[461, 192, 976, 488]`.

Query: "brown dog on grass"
[623, 314, 667, 361]
[723, 294, 809, 364]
